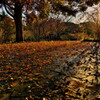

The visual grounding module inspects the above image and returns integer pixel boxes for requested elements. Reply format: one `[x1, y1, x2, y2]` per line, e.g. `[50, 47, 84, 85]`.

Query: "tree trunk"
[14, 3, 23, 42]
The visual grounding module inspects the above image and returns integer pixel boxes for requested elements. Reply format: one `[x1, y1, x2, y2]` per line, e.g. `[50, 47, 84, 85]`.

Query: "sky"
[73, 4, 100, 23]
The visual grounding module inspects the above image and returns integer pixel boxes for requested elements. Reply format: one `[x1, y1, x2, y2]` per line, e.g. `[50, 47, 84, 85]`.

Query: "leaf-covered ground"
[0, 41, 98, 100]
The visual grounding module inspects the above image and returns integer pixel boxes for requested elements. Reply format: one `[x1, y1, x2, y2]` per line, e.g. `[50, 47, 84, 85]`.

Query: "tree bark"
[14, 3, 23, 42]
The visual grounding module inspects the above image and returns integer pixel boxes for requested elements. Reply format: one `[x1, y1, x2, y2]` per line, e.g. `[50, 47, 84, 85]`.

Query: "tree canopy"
[0, 0, 100, 42]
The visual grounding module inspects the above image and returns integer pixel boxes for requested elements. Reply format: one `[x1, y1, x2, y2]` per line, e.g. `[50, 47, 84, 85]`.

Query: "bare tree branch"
[4, 4, 14, 18]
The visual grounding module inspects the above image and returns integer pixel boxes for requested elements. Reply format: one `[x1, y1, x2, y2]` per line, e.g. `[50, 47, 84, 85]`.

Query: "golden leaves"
[0, 41, 92, 99]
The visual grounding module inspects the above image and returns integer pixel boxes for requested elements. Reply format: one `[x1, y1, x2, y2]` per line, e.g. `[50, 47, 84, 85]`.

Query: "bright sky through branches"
[0, 3, 99, 24]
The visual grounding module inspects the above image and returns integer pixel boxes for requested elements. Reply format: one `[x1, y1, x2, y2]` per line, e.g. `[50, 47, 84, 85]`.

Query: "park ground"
[0, 41, 100, 100]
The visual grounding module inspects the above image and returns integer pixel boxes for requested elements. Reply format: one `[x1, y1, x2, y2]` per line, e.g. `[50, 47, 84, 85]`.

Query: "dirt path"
[50, 42, 100, 100]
